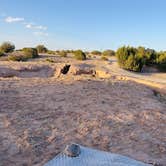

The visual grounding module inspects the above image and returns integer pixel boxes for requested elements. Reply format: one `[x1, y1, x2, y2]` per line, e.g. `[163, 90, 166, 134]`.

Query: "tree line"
[0, 41, 165, 72]
[116, 46, 166, 72]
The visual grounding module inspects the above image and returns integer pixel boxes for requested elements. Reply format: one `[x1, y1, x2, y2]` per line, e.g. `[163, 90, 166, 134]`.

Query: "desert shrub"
[156, 52, 166, 64]
[0, 51, 5, 57]
[155, 52, 166, 72]
[88, 54, 92, 58]
[55, 50, 60, 54]
[59, 51, 67, 57]
[102, 50, 115, 57]
[137, 47, 158, 65]
[101, 56, 108, 61]
[117, 46, 166, 72]
[73, 50, 86, 60]
[70, 50, 74, 53]
[91, 50, 102, 56]
[22, 48, 38, 59]
[65, 50, 74, 54]
[137, 46, 160, 65]
[8, 49, 38, 61]
[8, 54, 27, 61]
[116, 46, 144, 72]
[0, 42, 15, 53]
[144, 49, 157, 65]
[47, 50, 56, 55]
[8, 51, 29, 61]
[85, 51, 90, 54]
[36, 45, 48, 53]
[137, 47, 166, 71]
[46, 58, 55, 63]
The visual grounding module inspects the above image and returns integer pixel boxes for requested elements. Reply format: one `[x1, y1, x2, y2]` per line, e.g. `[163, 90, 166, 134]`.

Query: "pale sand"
[0, 55, 165, 166]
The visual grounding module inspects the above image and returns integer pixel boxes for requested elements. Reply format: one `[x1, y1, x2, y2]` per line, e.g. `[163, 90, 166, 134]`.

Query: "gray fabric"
[45, 145, 151, 166]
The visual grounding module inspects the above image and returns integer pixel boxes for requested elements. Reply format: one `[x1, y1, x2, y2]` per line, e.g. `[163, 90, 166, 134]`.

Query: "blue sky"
[0, 0, 166, 51]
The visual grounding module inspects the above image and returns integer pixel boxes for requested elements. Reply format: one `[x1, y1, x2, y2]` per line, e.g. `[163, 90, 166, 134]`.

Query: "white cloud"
[25, 23, 47, 30]
[25, 23, 33, 28]
[33, 31, 48, 37]
[35, 25, 47, 30]
[4, 15, 49, 37]
[5, 16, 24, 23]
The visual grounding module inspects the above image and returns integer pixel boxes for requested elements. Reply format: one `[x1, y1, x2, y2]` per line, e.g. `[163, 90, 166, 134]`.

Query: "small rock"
[64, 143, 81, 157]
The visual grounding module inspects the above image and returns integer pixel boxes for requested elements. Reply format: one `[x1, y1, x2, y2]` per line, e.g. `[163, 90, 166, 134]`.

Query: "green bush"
[91, 50, 102, 56]
[0, 42, 15, 53]
[155, 52, 166, 72]
[144, 49, 157, 65]
[116, 46, 166, 72]
[0, 51, 5, 57]
[59, 51, 67, 57]
[47, 50, 56, 55]
[55, 50, 60, 54]
[116, 46, 144, 72]
[156, 52, 166, 64]
[65, 50, 73, 54]
[46, 58, 55, 63]
[8, 49, 39, 61]
[8, 55, 27, 61]
[102, 50, 115, 57]
[73, 50, 86, 60]
[36, 45, 48, 53]
[22, 48, 38, 58]
[88, 54, 92, 58]
[101, 56, 108, 61]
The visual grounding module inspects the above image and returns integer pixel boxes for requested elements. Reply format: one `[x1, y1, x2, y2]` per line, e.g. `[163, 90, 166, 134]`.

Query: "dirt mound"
[0, 63, 56, 78]
[96, 67, 112, 78]
[70, 64, 95, 75]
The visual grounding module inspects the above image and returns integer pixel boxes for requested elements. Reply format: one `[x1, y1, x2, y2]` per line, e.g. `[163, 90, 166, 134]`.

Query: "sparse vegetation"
[55, 50, 60, 54]
[65, 50, 74, 54]
[116, 46, 166, 72]
[8, 48, 39, 61]
[101, 56, 108, 61]
[116, 46, 144, 72]
[45, 58, 55, 63]
[59, 50, 67, 57]
[0, 51, 5, 57]
[102, 50, 115, 57]
[73, 50, 86, 60]
[137, 47, 157, 65]
[91, 50, 102, 56]
[36, 45, 48, 53]
[22, 48, 38, 59]
[88, 54, 92, 58]
[0, 40, 165, 72]
[156, 51, 166, 72]
[0, 42, 15, 53]
[156, 51, 166, 64]
[8, 54, 27, 61]
[47, 50, 56, 55]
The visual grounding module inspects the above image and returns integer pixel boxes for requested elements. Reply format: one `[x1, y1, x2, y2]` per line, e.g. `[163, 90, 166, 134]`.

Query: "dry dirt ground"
[0, 55, 166, 166]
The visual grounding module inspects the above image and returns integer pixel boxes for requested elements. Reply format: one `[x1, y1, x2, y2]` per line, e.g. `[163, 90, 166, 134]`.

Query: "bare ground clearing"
[0, 55, 166, 166]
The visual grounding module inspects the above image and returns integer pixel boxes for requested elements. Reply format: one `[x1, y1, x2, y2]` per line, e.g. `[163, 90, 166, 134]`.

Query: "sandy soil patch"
[0, 76, 165, 166]
[0, 56, 165, 166]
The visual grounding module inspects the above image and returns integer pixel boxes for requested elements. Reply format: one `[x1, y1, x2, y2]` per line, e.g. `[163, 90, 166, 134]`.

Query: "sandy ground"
[0, 55, 166, 166]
